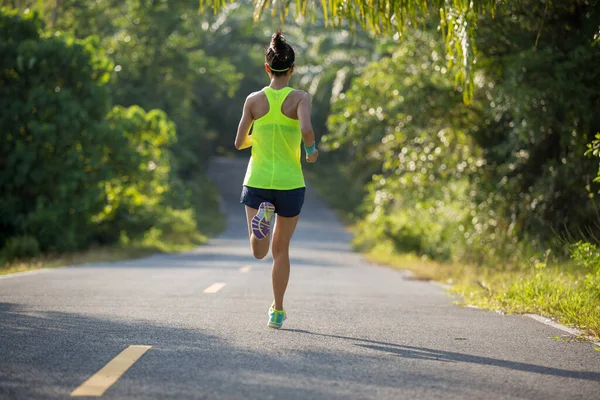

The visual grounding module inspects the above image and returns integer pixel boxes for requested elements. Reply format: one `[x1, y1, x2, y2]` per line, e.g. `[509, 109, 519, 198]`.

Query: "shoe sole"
[251, 202, 275, 239]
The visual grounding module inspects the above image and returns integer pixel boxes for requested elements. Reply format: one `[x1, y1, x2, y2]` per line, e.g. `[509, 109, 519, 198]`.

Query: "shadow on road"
[2, 302, 600, 400]
[285, 329, 600, 382]
[0, 302, 454, 399]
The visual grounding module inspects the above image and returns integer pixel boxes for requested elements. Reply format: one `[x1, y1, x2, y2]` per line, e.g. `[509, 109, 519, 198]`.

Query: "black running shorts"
[240, 186, 306, 218]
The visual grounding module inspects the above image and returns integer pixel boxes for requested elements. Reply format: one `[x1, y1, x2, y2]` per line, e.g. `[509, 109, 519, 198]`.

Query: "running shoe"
[251, 202, 275, 240]
[268, 305, 287, 329]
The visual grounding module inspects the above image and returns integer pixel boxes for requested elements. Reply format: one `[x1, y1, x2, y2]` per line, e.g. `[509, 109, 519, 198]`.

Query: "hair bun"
[270, 29, 286, 53]
[265, 30, 295, 74]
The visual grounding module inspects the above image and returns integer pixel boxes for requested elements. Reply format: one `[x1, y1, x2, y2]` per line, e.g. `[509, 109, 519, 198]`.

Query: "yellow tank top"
[243, 87, 306, 190]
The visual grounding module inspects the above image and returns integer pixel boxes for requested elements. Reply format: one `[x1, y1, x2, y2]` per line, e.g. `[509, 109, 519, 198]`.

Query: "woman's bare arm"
[297, 92, 318, 163]
[297, 92, 315, 147]
[234, 95, 254, 150]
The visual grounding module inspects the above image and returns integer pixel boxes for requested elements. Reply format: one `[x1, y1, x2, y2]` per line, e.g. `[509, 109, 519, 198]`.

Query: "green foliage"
[320, 1, 600, 267]
[93, 105, 177, 243]
[585, 133, 600, 183]
[461, 266, 600, 338]
[96, 0, 242, 173]
[7, 0, 244, 170]
[471, 1, 600, 246]
[570, 241, 600, 274]
[2, 235, 40, 261]
[586, 133, 600, 158]
[367, 248, 600, 337]
[201, 0, 500, 102]
[0, 8, 224, 261]
[302, 0, 600, 334]
[0, 9, 113, 251]
[327, 29, 494, 262]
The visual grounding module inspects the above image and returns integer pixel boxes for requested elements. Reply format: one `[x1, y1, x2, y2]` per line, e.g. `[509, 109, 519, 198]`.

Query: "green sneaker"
[268, 306, 287, 329]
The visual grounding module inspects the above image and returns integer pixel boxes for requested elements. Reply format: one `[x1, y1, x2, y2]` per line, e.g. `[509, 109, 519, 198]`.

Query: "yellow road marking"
[71, 345, 151, 397]
[239, 266, 252, 273]
[203, 282, 226, 293]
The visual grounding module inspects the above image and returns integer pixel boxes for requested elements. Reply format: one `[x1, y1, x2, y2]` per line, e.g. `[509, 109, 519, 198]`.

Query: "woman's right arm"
[234, 95, 254, 150]
[298, 92, 319, 163]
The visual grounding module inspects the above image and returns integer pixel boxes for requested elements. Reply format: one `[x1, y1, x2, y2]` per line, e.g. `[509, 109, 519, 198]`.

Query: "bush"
[2, 235, 40, 261]
[91, 105, 178, 242]
[570, 241, 600, 275]
[0, 10, 221, 256]
[323, 2, 600, 267]
[0, 9, 113, 251]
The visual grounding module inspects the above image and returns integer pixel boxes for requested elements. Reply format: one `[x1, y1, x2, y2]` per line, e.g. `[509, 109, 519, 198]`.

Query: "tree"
[327, 29, 482, 261]
[0, 8, 198, 255]
[470, 0, 600, 247]
[4, 0, 245, 171]
[94, 105, 179, 244]
[200, 0, 501, 103]
[0, 9, 113, 251]
[322, 0, 600, 265]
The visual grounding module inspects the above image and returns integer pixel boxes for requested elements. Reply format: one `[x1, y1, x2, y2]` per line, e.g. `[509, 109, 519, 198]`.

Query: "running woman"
[235, 30, 319, 329]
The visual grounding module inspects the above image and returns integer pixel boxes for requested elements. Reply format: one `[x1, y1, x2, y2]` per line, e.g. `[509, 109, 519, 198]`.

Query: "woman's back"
[249, 88, 304, 120]
[243, 87, 306, 190]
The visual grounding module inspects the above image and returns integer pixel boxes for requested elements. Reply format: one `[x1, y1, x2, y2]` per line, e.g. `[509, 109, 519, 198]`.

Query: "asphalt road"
[1, 157, 599, 399]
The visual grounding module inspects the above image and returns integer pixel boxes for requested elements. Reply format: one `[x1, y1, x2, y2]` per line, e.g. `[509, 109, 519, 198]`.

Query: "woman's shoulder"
[246, 88, 309, 109]
[246, 90, 267, 102]
[290, 88, 309, 97]
[288, 89, 310, 104]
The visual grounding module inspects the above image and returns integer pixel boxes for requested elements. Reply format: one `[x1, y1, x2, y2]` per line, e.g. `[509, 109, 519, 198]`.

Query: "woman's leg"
[245, 206, 270, 259]
[271, 214, 300, 310]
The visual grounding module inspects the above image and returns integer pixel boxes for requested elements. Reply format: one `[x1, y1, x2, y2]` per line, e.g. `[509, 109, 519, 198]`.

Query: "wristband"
[304, 142, 316, 155]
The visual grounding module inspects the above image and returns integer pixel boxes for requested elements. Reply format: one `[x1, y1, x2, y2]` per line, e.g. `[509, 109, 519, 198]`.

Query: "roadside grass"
[1, 244, 176, 276]
[306, 171, 600, 341]
[366, 244, 600, 339]
[0, 232, 208, 276]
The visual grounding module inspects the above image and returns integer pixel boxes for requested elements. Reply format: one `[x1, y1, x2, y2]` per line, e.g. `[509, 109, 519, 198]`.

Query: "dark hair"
[266, 30, 295, 76]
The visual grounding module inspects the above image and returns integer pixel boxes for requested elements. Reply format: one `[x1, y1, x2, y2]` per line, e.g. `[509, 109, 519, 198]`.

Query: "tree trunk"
[51, 0, 62, 27]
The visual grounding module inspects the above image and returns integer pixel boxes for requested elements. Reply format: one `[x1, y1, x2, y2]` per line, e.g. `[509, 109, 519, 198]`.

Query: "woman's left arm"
[234, 95, 254, 150]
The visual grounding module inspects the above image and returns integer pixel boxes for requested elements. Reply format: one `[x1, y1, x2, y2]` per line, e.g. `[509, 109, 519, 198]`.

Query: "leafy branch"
[585, 133, 600, 183]
[199, 0, 502, 103]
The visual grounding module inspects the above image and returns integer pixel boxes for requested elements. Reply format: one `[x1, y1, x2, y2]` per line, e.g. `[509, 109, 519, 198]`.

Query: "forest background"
[1, 0, 599, 337]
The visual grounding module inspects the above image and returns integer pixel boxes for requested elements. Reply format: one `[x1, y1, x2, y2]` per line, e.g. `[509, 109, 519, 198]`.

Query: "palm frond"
[199, 0, 501, 103]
